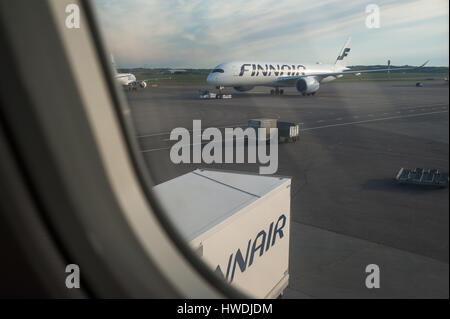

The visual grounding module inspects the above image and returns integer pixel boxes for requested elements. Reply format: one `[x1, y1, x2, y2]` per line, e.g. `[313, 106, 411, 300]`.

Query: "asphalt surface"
[125, 80, 449, 298]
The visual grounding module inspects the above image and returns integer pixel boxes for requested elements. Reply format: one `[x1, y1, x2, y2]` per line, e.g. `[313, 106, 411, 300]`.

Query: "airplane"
[115, 72, 141, 88]
[206, 38, 428, 96]
[115, 70, 172, 91]
[112, 55, 170, 90]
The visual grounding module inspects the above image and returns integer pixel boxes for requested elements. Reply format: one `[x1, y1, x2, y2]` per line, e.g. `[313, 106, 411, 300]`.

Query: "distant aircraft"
[111, 54, 170, 90]
[115, 70, 171, 91]
[114, 72, 141, 88]
[207, 38, 428, 95]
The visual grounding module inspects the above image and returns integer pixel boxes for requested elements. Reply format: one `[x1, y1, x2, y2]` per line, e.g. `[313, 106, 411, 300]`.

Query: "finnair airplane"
[206, 38, 428, 95]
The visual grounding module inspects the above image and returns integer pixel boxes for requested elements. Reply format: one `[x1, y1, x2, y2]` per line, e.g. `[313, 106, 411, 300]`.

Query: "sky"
[93, 0, 449, 68]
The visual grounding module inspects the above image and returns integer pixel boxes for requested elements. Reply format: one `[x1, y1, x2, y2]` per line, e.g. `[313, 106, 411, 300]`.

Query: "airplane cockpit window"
[212, 69, 225, 73]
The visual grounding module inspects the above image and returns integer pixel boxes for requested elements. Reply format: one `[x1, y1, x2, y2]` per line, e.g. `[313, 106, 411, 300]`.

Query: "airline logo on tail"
[337, 47, 351, 61]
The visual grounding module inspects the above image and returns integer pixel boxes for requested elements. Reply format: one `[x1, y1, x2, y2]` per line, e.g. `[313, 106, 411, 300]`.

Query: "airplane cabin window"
[91, 0, 449, 299]
[0, 0, 448, 300]
[94, 0, 448, 298]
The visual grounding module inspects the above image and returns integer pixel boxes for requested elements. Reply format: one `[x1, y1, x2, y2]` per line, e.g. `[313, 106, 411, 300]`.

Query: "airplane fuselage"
[205, 38, 426, 95]
[115, 73, 137, 86]
[206, 62, 347, 88]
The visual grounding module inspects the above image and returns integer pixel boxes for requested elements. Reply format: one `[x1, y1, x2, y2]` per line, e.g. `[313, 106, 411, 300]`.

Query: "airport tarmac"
[126, 80, 449, 298]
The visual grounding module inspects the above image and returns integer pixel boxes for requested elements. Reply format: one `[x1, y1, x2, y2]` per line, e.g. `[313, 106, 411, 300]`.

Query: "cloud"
[93, 0, 449, 67]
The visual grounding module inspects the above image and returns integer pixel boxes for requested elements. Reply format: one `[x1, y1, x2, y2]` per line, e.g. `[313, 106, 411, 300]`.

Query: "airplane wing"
[136, 77, 172, 84]
[274, 61, 429, 85]
[130, 77, 172, 88]
[140, 77, 172, 83]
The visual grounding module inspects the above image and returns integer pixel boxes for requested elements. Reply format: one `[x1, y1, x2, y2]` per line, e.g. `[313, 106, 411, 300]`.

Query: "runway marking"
[315, 106, 447, 124]
[302, 110, 449, 132]
[142, 146, 170, 152]
[135, 104, 448, 139]
[136, 123, 248, 139]
[162, 132, 216, 141]
[137, 100, 449, 151]
[399, 103, 447, 111]
[141, 111, 448, 153]
[162, 134, 201, 141]
[141, 137, 249, 153]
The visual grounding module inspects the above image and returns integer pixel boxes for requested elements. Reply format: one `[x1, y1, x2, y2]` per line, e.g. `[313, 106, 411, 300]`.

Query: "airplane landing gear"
[301, 92, 317, 96]
[270, 88, 284, 95]
[216, 85, 225, 97]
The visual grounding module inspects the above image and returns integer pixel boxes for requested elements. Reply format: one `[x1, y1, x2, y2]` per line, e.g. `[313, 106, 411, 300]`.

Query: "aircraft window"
[88, 0, 448, 300]
[0, 0, 447, 301]
[0, 0, 446, 300]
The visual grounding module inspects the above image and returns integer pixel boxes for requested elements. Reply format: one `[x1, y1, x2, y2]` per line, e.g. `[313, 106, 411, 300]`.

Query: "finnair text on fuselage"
[238, 63, 307, 77]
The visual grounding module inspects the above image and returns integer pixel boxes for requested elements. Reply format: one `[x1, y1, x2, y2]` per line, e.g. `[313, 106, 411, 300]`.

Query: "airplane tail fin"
[335, 37, 352, 69]
[111, 53, 118, 74]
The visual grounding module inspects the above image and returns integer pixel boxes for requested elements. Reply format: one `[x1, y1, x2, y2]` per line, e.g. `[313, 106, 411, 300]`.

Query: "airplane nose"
[206, 73, 213, 84]
[207, 73, 220, 85]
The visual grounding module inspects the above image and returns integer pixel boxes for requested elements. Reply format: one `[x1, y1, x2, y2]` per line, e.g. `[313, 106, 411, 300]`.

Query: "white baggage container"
[153, 169, 291, 298]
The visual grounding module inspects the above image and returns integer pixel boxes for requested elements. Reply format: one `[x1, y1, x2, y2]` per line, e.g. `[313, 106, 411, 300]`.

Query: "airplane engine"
[233, 86, 254, 92]
[140, 81, 147, 88]
[296, 77, 320, 94]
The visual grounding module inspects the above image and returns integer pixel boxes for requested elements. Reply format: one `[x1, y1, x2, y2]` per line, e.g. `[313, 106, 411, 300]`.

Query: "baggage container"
[153, 169, 291, 298]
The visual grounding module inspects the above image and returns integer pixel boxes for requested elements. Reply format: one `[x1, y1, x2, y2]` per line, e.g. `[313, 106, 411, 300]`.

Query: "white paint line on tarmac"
[140, 110, 448, 153]
[137, 123, 248, 139]
[302, 110, 448, 132]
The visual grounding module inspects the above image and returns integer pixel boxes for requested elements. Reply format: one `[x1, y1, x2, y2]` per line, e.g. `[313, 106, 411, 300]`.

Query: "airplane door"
[232, 65, 240, 76]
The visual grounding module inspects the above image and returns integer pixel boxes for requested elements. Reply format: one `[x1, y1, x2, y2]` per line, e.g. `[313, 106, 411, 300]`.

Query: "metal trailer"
[277, 121, 301, 143]
[248, 119, 278, 141]
[395, 167, 449, 188]
[218, 94, 233, 99]
[248, 119, 301, 143]
[199, 90, 217, 99]
[199, 90, 232, 99]
[153, 169, 291, 298]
